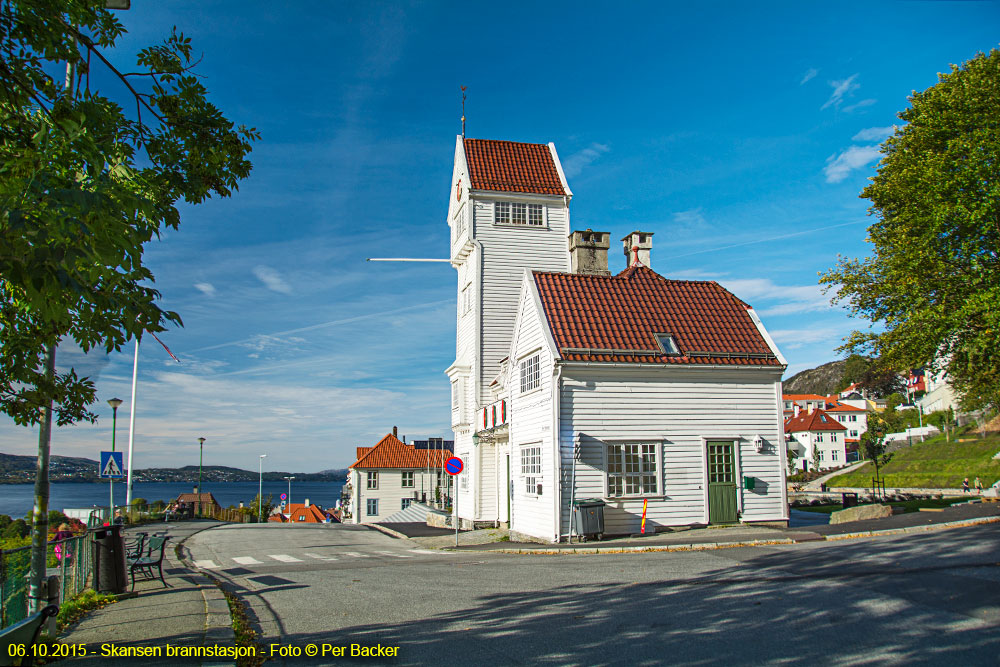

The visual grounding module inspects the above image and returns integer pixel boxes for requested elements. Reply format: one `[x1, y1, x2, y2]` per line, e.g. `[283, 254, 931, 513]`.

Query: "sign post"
[445, 457, 464, 547]
[99, 451, 124, 523]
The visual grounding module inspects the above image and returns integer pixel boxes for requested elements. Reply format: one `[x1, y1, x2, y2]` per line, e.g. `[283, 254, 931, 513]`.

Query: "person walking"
[975, 477, 983, 493]
[962, 477, 970, 493]
[53, 523, 74, 564]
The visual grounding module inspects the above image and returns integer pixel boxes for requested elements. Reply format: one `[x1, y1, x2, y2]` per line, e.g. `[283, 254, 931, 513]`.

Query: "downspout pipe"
[552, 363, 562, 543]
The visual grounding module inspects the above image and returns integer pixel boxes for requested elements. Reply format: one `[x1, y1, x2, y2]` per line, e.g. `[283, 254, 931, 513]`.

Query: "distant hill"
[782, 359, 846, 397]
[0, 453, 348, 484]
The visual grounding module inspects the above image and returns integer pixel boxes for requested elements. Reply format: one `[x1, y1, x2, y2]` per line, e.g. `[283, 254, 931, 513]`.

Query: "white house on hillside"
[784, 406, 848, 472]
[445, 136, 789, 543]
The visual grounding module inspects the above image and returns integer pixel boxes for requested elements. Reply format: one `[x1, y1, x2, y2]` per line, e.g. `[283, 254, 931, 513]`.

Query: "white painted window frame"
[401, 471, 414, 488]
[519, 352, 541, 394]
[521, 443, 542, 496]
[604, 441, 661, 498]
[366, 498, 378, 516]
[492, 200, 548, 228]
[366, 471, 378, 490]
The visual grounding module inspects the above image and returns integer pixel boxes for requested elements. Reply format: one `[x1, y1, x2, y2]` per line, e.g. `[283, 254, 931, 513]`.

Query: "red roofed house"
[445, 136, 789, 542]
[784, 405, 848, 471]
[268, 501, 330, 524]
[346, 431, 452, 524]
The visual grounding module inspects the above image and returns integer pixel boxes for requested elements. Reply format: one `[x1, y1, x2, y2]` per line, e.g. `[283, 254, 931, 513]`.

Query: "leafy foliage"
[838, 354, 905, 398]
[247, 493, 276, 523]
[0, 0, 259, 426]
[860, 416, 893, 484]
[821, 49, 1000, 411]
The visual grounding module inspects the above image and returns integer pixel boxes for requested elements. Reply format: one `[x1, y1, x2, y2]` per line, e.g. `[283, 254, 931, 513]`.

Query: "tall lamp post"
[197, 437, 206, 516]
[258, 454, 267, 523]
[107, 398, 123, 522]
[284, 476, 295, 509]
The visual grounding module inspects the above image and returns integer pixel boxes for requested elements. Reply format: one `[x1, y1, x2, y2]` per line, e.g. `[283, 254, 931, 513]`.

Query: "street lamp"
[283, 476, 295, 509]
[258, 454, 267, 523]
[107, 398, 123, 522]
[197, 437, 206, 516]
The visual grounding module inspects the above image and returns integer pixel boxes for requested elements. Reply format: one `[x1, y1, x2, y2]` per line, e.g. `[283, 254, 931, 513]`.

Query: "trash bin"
[842, 492, 859, 509]
[91, 524, 127, 594]
[573, 499, 605, 541]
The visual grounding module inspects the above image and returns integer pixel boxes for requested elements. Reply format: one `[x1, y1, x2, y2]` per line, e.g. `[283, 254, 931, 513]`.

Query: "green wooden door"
[707, 441, 738, 524]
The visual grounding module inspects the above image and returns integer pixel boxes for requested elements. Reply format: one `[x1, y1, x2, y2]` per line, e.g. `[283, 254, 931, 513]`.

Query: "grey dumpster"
[573, 499, 605, 541]
[91, 524, 126, 594]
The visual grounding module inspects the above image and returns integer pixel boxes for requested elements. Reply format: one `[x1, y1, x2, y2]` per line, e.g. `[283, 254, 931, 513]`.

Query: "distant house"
[782, 394, 828, 418]
[346, 432, 452, 524]
[269, 501, 330, 523]
[784, 406, 847, 472]
[822, 398, 868, 445]
[174, 491, 221, 516]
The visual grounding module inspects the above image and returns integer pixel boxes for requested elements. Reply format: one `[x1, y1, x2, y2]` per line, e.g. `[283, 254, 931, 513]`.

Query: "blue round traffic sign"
[445, 457, 463, 475]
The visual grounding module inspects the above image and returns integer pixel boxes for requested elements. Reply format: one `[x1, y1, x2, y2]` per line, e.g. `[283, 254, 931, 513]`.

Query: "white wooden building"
[446, 136, 788, 542]
[784, 406, 848, 472]
[346, 432, 451, 525]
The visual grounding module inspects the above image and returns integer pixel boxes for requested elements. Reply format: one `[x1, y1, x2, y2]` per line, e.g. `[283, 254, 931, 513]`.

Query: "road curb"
[823, 514, 1000, 541]
[463, 514, 1000, 555]
[368, 523, 409, 540]
[173, 524, 238, 651]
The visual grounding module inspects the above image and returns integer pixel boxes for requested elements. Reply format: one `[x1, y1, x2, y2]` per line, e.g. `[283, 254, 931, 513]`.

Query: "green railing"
[0, 532, 93, 630]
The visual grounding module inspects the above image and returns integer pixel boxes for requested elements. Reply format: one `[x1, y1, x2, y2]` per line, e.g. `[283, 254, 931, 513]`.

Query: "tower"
[445, 137, 572, 525]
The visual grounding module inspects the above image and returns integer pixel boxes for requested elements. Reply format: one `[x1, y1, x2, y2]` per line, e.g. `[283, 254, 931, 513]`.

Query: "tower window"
[495, 202, 544, 226]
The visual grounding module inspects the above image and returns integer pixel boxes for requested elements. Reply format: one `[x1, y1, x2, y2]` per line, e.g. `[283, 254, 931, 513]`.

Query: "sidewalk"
[402, 499, 1000, 554]
[64, 520, 234, 666]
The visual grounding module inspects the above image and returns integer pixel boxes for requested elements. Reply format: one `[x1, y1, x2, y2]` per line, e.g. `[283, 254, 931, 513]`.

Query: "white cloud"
[252, 266, 292, 294]
[799, 68, 818, 85]
[823, 145, 882, 183]
[194, 282, 216, 297]
[770, 328, 836, 345]
[671, 208, 707, 228]
[562, 143, 610, 178]
[821, 74, 860, 110]
[721, 278, 833, 317]
[852, 126, 893, 142]
[843, 98, 877, 113]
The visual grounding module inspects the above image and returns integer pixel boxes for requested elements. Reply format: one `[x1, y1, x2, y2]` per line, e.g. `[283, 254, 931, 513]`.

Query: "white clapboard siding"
[507, 283, 557, 540]
[479, 441, 497, 519]
[558, 366, 785, 537]
[453, 437, 475, 522]
[474, 198, 568, 406]
[354, 469, 441, 524]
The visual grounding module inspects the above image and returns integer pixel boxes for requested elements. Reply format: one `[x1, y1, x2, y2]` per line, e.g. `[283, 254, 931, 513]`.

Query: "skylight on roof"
[656, 334, 680, 356]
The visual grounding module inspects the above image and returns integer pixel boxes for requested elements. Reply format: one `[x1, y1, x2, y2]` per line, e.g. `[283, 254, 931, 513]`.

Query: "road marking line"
[193, 559, 220, 569]
[342, 552, 371, 558]
[268, 554, 303, 563]
[376, 551, 413, 558]
[407, 549, 447, 555]
[305, 553, 338, 561]
[232, 556, 263, 565]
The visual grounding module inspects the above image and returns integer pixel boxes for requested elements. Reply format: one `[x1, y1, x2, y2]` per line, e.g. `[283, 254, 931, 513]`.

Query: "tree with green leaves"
[1, 0, 257, 610]
[838, 354, 905, 398]
[860, 416, 893, 494]
[821, 49, 1000, 413]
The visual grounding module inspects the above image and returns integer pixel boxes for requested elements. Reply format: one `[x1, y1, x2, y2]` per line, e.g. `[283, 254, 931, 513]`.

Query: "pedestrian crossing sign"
[99, 451, 124, 479]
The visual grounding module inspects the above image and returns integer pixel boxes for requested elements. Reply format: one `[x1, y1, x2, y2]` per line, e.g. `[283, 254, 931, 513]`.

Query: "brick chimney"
[621, 231, 654, 268]
[392, 425, 398, 438]
[568, 229, 611, 276]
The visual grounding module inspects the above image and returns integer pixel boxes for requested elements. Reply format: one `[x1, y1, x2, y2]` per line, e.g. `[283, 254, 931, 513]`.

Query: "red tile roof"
[283, 503, 329, 523]
[532, 265, 781, 366]
[356, 447, 372, 460]
[823, 399, 865, 412]
[350, 434, 454, 469]
[784, 408, 848, 433]
[464, 138, 566, 196]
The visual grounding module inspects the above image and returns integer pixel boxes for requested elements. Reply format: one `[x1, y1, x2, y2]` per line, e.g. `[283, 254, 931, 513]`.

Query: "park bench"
[124, 532, 148, 560]
[128, 535, 169, 590]
[0, 605, 59, 667]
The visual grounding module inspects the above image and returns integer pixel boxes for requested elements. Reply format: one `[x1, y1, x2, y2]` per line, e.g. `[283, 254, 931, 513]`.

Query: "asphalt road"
[186, 522, 1000, 666]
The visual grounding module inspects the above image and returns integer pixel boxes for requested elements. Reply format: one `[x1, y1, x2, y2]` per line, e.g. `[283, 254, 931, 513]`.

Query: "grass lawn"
[795, 497, 962, 514]
[826, 431, 1000, 489]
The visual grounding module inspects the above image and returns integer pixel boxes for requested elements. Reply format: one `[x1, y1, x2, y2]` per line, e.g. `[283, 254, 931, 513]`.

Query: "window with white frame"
[521, 445, 541, 495]
[850, 430, 859, 438]
[606, 443, 658, 496]
[401, 498, 412, 510]
[495, 201, 543, 226]
[520, 354, 540, 393]
[401, 472, 414, 488]
[460, 470, 468, 490]
[366, 499, 378, 516]
[850, 415, 858, 422]
[816, 434, 824, 443]
[831, 450, 839, 461]
[451, 381, 459, 410]
[366, 471, 378, 489]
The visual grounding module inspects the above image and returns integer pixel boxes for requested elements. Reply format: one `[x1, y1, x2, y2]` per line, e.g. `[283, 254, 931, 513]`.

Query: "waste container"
[573, 499, 605, 541]
[842, 492, 859, 509]
[91, 524, 127, 594]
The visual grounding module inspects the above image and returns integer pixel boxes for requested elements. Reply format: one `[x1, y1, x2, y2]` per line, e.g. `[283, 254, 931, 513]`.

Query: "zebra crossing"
[191, 548, 452, 570]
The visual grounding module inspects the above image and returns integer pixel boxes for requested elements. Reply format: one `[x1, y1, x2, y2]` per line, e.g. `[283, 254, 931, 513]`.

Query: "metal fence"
[0, 532, 92, 629]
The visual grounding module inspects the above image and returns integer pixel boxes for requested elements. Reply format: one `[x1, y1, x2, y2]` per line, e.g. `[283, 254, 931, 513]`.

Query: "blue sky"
[2, 2, 998, 472]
